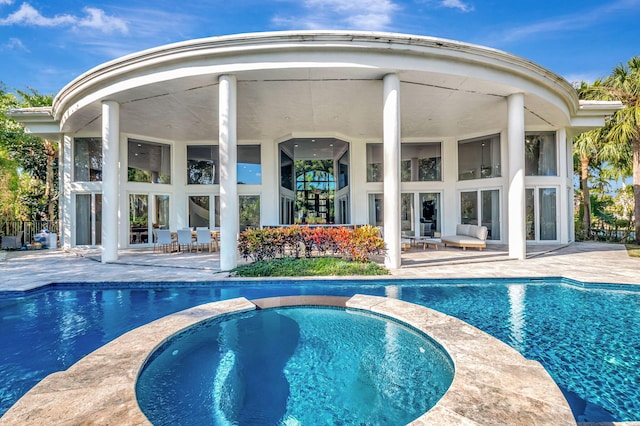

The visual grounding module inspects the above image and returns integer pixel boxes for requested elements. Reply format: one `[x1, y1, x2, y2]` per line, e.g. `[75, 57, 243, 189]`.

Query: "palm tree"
[573, 129, 602, 238]
[579, 57, 640, 243]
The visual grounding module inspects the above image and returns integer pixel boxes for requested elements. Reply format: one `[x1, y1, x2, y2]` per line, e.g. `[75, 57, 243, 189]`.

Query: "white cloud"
[497, 0, 640, 43]
[0, 0, 14, 5]
[440, 0, 473, 12]
[1, 36, 28, 51]
[0, 3, 128, 34]
[76, 7, 128, 34]
[273, 0, 400, 30]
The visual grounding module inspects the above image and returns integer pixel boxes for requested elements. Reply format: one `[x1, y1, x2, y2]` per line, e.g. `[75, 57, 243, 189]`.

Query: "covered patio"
[9, 31, 621, 270]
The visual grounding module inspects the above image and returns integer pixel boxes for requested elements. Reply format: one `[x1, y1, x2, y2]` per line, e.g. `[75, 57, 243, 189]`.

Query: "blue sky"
[1, 0, 639, 95]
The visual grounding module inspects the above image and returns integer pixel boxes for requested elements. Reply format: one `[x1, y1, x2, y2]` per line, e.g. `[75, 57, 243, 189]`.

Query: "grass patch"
[625, 244, 640, 258]
[232, 256, 388, 277]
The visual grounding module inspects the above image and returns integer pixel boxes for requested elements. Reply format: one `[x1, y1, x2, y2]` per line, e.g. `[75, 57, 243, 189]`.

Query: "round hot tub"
[136, 305, 454, 425]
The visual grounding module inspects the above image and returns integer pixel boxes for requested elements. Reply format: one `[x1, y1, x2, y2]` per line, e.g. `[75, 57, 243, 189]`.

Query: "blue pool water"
[137, 307, 454, 425]
[1, 278, 639, 422]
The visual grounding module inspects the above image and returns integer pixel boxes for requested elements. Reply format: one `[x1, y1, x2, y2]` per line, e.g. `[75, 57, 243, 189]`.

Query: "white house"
[10, 31, 621, 269]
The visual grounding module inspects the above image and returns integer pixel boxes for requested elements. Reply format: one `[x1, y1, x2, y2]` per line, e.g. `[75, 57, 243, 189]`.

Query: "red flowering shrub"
[238, 225, 385, 262]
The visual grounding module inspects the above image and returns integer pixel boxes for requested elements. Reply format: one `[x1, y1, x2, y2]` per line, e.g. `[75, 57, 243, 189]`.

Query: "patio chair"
[195, 228, 214, 253]
[154, 229, 175, 253]
[176, 229, 195, 253]
[1, 231, 24, 250]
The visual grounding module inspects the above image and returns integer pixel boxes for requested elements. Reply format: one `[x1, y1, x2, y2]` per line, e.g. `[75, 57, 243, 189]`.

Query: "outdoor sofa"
[441, 224, 488, 251]
[1, 231, 24, 250]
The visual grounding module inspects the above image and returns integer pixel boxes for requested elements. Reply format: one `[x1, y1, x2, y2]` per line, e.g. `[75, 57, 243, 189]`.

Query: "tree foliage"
[0, 84, 57, 224]
[578, 57, 640, 242]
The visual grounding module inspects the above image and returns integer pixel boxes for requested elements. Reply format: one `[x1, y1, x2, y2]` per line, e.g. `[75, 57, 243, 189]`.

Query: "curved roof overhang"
[12, 31, 623, 141]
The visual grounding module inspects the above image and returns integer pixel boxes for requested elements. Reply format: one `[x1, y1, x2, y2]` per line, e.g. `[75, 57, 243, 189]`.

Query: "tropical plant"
[0, 85, 56, 223]
[578, 57, 640, 242]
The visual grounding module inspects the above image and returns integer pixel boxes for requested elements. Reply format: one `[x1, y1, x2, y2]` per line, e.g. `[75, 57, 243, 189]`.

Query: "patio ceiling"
[61, 66, 566, 143]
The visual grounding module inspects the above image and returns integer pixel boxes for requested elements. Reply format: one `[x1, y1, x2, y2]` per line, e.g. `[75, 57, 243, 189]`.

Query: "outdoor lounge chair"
[1, 231, 24, 250]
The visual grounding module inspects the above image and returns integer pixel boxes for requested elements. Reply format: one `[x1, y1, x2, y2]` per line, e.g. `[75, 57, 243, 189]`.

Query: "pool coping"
[0, 295, 575, 425]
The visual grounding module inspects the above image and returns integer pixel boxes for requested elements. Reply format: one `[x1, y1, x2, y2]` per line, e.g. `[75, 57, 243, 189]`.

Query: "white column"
[507, 93, 526, 260]
[101, 101, 120, 263]
[219, 75, 238, 271]
[557, 128, 570, 243]
[61, 135, 72, 248]
[383, 74, 401, 269]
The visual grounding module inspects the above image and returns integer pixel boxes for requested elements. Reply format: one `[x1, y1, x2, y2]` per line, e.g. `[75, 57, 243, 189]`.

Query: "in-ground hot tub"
[136, 305, 454, 425]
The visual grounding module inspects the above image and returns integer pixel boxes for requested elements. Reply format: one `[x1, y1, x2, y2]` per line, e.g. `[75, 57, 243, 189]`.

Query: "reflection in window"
[366, 144, 383, 182]
[128, 139, 171, 184]
[526, 187, 557, 241]
[540, 188, 557, 240]
[187, 145, 218, 184]
[526, 189, 535, 240]
[481, 189, 500, 240]
[461, 190, 500, 240]
[401, 193, 414, 236]
[74, 138, 102, 181]
[525, 132, 557, 176]
[154, 195, 170, 230]
[238, 145, 261, 184]
[368, 193, 384, 227]
[402, 143, 441, 182]
[420, 193, 440, 237]
[129, 194, 148, 245]
[189, 196, 210, 228]
[461, 191, 478, 225]
[458, 135, 501, 181]
[280, 150, 294, 190]
[338, 151, 349, 189]
[239, 196, 260, 231]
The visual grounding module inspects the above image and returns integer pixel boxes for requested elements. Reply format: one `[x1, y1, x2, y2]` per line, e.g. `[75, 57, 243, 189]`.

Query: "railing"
[0, 220, 60, 244]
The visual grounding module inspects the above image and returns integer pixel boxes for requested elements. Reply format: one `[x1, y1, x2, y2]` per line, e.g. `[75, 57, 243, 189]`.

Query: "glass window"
[154, 195, 170, 230]
[239, 195, 260, 231]
[461, 190, 500, 240]
[79, 194, 102, 245]
[526, 187, 557, 241]
[525, 132, 557, 176]
[458, 134, 501, 181]
[189, 196, 210, 228]
[187, 145, 218, 184]
[366, 144, 383, 182]
[280, 150, 294, 190]
[74, 137, 102, 182]
[481, 189, 500, 240]
[128, 139, 171, 184]
[238, 145, 261, 185]
[402, 143, 442, 182]
[460, 191, 478, 225]
[338, 151, 349, 189]
[401, 193, 414, 236]
[368, 193, 384, 227]
[540, 188, 557, 240]
[129, 194, 149, 244]
[419, 193, 441, 237]
[526, 189, 536, 240]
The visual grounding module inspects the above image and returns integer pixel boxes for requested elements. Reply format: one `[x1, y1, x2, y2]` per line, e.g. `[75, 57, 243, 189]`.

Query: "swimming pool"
[1, 278, 639, 422]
